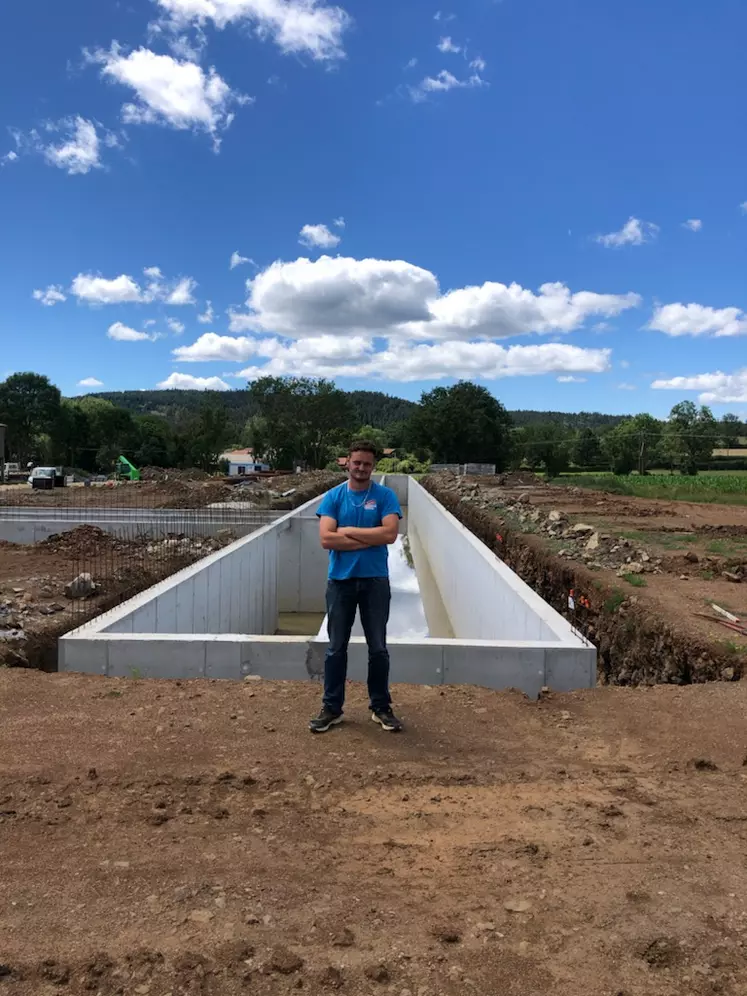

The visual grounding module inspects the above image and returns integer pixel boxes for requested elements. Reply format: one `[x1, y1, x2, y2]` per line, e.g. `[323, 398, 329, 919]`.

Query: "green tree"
[353, 425, 388, 453]
[407, 382, 513, 469]
[76, 396, 137, 471]
[570, 427, 602, 468]
[187, 402, 231, 471]
[600, 414, 662, 475]
[0, 372, 61, 464]
[247, 377, 355, 469]
[50, 399, 92, 469]
[523, 422, 571, 479]
[720, 413, 743, 449]
[134, 414, 175, 467]
[661, 401, 718, 475]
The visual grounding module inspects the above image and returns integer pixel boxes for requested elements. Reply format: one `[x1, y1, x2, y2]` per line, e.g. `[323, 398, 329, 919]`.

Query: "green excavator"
[116, 455, 141, 481]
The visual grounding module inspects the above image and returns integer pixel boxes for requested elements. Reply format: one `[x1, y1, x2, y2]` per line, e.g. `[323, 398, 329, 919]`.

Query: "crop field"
[562, 472, 747, 505]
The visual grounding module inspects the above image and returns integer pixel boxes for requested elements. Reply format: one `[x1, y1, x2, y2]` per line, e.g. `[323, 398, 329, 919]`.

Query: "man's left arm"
[340, 513, 400, 547]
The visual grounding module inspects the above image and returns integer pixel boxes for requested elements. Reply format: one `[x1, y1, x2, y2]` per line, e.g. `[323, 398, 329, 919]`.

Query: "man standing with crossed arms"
[309, 439, 403, 733]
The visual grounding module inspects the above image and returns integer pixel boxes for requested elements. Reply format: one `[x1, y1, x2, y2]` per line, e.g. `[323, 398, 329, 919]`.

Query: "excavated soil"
[1, 671, 747, 996]
[424, 475, 747, 685]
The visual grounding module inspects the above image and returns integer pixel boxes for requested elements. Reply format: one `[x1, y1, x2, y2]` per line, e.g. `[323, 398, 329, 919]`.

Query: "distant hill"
[83, 390, 633, 433]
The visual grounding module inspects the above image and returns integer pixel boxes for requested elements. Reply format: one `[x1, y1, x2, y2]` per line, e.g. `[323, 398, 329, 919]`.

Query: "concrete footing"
[59, 477, 595, 697]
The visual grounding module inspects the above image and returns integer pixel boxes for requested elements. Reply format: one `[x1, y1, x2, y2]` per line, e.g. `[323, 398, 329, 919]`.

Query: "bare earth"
[2, 670, 747, 995]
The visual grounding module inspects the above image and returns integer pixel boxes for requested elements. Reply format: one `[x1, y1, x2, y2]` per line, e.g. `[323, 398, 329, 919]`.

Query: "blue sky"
[2, 0, 747, 417]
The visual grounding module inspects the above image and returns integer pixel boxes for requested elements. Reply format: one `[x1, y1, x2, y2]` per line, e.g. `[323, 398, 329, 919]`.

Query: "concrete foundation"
[59, 477, 595, 696]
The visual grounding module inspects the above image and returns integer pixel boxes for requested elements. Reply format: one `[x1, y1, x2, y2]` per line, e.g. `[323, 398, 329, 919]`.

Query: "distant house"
[220, 448, 270, 476]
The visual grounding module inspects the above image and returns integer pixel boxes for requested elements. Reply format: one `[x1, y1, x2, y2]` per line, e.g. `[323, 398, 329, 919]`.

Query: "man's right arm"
[319, 515, 369, 551]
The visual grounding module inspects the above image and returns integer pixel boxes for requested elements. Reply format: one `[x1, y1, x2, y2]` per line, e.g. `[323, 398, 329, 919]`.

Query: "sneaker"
[371, 708, 403, 733]
[309, 708, 343, 733]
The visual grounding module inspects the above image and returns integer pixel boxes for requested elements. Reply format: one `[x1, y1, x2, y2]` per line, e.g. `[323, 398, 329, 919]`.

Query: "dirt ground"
[458, 476, 747, 654]
[0, 472, 342, 511]
[1, 671, 747, 995]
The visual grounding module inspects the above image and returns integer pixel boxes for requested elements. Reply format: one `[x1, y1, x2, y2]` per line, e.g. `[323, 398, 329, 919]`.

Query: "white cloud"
[333, 216, 345, 228]
[91, 46, 249, 149]
[557, 375, 587, 383]
[77, 377, 104, 388]
[648, 302, 747, 337]
[620, 359, 631, 368]
[166, 276, 197, 305]
[437, 36, 461, 53]
[72, 274, 144, 305]
[43, 117, 103, 175]
[234, 341, 611, 383]
[651, 369, 747, 404]
[228, 255, 640, 343]
[740, 202, 747, 214]
[469, 56, 486, 72]
[404, 57, 418, 70]
[174, 332, 260, 362]
[617, 382, 637, 391]
[167, 317, 185, 334]
[434, 11, 455, 22]
[1, 150, 19, 166]
[596, 216, 659, 248]
[157, 371, 231, 390]
[230, 250, 254, 269]
[410, 70, 487, 102]
[197, 301, 215, 324]
[299, 223, 341, 249]
[153, 0, 351, 61]
[406, 280, 641, 341]
[107, 321, 153, 341]
[33, 285, 67, 307]
[682, 218, 702, 232]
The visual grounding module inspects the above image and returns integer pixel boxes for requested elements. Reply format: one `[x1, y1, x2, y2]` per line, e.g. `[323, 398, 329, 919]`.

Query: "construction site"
[2, 469, 747, 995]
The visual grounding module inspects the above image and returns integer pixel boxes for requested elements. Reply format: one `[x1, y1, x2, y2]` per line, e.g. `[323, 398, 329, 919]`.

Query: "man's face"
[348, 450, 375, 485]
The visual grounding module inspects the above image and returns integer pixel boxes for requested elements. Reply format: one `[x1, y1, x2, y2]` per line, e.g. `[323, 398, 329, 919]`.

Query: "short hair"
[348, 438, 378, 459]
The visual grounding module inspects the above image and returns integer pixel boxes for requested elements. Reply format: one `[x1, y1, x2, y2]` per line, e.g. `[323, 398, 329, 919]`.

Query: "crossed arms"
[319, 514, 400, 552]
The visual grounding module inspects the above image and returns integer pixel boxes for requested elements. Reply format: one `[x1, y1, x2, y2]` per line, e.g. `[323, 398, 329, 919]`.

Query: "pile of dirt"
[424, 473, 746, 685]
[38, 524, 143, 557]
[139, 466, 212, 482]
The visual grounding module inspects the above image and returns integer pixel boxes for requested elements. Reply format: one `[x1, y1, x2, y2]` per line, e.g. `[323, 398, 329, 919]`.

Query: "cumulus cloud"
[166, 276, 197, 305]
[174, 332, 261, 362]
[299, 223, 341, 249]
[1, 150, 19, 166]
[33, 285, 67, 306]
[107, 321, 154, 341]
[78, 377, 104, 388]
[741, 202, 747, 214]
[167, 317, 185, 334]
[557, 375, 587, 383]
[682, 218, 702, 232]
[197, 301, 215, 323]
[153, 0, 351, 61]
[410, 69, 486, 102]
[651, 369, 747, 404]
[157, 371, 231, 390]
[228, 256, 639, 342]
[470, 56, 486, 71]
[73, 274, 144, 305]
[437, 36, 461, 53]
[617, 382, 637, 391]
[648, 302, 747, 337]
[232, 341, 611, 383]
[333, 216, 345, 228]
[230, 250, 254, 269]
[7, 117, 120, 175]
[90, 46, 249, 149]
[596, 216, 659, 248]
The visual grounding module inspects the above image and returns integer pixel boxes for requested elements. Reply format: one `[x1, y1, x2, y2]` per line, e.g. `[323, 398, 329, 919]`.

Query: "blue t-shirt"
[317, 481, 402, 580]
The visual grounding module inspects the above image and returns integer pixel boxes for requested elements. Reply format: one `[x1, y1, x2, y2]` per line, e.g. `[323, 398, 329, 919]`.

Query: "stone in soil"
[270, 946, 304, 974]
[364, 963, 390, 983]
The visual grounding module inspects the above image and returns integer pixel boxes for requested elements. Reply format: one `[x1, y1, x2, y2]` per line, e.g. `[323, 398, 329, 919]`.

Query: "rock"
[332, 927, 355, 947]
[685, 551, 699, 564]
[626, 562, 644, 575]
[319, 966, 344, 989]
[504, 898, 532, 913]
[364, 964, 390, 983]
[64, 573, 96, 599]
[639, 551, 651, 563]
[679, 575, 689, 581]
[722, 571, 742, 583]
[585, 532, 600, 552]
[548, 510, 562, 523]
[571, 523, 595, 535]
[270, 946, 304, 974]
[188, 909, 214, 924]
[38, 602, 65, 615]
[475, 922, 496, 932]
[721, 667, 736, 681]
[245, 914, 260, 924]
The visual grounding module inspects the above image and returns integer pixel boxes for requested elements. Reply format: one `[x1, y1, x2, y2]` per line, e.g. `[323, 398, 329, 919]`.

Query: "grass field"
[561, 472, 747, 505]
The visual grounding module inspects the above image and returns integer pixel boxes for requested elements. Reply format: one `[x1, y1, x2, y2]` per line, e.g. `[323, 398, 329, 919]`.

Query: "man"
[309, 439, 403, 734]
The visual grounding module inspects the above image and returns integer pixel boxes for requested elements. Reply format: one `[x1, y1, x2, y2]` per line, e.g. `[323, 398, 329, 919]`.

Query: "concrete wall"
[407, 480, 575, 644]
[59, 476, 595, 696]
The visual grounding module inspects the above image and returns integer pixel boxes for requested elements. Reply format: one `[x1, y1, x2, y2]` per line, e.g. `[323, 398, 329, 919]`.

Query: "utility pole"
[0, 423, 6, 484]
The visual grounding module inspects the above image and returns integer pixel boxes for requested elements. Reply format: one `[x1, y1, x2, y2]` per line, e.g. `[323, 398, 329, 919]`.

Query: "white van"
[27, 466, 56, 485]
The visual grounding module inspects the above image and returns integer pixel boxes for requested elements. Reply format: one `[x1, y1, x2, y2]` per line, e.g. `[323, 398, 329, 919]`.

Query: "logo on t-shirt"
[364, 500, 377, 511]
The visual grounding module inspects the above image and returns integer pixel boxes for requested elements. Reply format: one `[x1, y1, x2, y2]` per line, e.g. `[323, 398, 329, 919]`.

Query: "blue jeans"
[323, 577, 392, 714]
